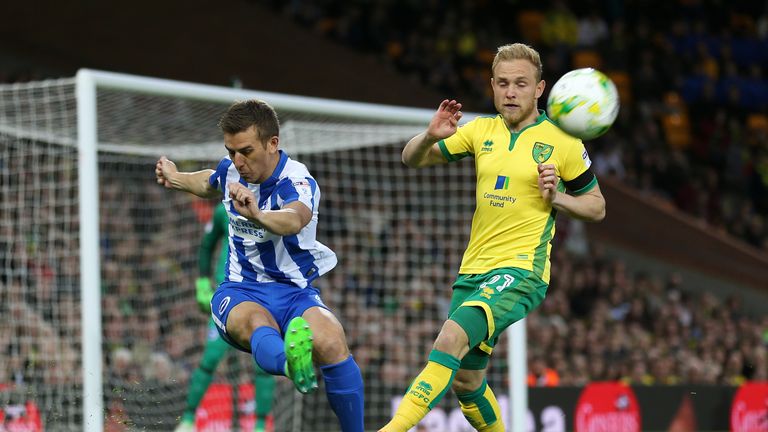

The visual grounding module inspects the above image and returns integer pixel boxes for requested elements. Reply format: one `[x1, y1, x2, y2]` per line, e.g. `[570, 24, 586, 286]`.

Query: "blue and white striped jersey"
[208, 150, 337, 288]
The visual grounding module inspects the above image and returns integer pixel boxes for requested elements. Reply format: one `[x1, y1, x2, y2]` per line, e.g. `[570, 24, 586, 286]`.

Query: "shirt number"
[480, 274, 516, 292]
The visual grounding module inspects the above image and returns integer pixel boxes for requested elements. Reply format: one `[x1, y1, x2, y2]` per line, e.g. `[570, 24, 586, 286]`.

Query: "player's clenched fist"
[155, 156, 178, 189]
[537, 163, 558, 204]
[228, 182, 260, 220]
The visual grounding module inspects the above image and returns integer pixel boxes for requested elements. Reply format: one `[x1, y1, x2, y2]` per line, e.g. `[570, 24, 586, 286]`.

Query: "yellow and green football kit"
[383, 111, 598, 432]
[439, 110, 596, 283]
[439, 110, 597, 367]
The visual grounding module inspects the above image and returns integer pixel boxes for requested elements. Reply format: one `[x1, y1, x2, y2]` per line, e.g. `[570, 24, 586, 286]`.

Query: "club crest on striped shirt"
[293, 180, 312, 198]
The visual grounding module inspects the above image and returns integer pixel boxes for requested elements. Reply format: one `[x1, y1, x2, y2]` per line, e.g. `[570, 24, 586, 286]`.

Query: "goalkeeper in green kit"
[175, 203, 276, 432]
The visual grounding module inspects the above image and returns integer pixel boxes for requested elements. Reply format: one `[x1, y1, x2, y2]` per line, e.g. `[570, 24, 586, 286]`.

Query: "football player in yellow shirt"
[379, 43, 605, 432]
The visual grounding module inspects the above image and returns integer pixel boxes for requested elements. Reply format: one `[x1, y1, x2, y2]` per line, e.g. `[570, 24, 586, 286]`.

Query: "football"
[546, 68, 620, 140]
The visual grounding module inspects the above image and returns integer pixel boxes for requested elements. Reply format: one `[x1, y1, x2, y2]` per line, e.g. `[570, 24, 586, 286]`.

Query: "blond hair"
[492, 43, 543, 81]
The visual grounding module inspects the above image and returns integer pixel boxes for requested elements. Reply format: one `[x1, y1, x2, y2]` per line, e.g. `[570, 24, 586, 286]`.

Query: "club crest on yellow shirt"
[532, 142, 554, 163]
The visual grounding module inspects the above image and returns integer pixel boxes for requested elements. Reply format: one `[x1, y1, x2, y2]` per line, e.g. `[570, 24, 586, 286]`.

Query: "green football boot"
[284, 317, 317, 394]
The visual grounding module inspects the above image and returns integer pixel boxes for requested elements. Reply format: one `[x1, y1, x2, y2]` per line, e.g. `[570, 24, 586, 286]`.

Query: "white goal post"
[1, 69, 528, 432]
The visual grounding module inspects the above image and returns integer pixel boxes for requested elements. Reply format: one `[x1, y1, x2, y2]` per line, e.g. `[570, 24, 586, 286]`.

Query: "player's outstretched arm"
[228, 182, 312, 236]
[538, 164, 606, 222]
[155, 156, 220, 199]
[402, 99, 463, 168]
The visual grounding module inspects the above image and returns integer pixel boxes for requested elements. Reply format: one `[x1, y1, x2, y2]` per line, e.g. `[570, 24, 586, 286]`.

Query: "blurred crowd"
[2, 140, 766, 430]
[2, 2, 767, 252]
[314, 212, 768, 396]
[2, 0, 768, 429]
[0, 154, 200, 429]
[528, 233, 768, 388]
[261, 0, 768, 251]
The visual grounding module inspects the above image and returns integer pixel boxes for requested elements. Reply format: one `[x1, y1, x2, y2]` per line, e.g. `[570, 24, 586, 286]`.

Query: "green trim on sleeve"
[438, 139, 471, 162]
[532, 209, 557, 278]
[571, 176, 598, 195]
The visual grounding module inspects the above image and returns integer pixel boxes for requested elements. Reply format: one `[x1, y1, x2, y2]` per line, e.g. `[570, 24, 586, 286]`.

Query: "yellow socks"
[458, 379, 505, 431]
[380, 350, 460, 431]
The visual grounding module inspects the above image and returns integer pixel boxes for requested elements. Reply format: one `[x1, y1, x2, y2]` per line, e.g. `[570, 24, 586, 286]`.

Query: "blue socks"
[250, 328, 365, 431]
[249, 327, 287, 376]
[320, 356, 365, 432]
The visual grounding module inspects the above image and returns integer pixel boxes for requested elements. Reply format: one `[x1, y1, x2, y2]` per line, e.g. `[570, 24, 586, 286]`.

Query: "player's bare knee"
[433, 323, 469, 357]
[301, 307, 350, 363]
[312, 326, 350, 365]
[247, 314, 274, 332]
[227, 302, 277, 348]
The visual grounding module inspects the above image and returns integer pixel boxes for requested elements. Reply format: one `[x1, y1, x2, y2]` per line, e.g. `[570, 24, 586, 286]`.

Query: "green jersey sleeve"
[198, 203, 228, 277]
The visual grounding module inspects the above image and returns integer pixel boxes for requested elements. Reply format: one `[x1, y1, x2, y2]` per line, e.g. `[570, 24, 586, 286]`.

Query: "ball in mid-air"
[546, 68, 620, 140]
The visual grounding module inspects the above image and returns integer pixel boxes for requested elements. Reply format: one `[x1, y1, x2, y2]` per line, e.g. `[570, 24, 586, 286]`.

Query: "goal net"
[0, 71, 526, 432]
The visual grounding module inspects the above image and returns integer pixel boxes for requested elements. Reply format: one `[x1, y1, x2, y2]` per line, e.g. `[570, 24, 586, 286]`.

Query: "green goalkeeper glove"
[195, 277, 215, 313]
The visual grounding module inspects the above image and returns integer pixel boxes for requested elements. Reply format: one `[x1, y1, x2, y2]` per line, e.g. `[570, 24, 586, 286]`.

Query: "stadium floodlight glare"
[0, 70, 528, 432]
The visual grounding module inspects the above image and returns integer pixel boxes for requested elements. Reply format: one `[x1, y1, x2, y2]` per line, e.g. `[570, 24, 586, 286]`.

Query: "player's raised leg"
[212, 289, 325, 397]
[215, 297, 291, 375]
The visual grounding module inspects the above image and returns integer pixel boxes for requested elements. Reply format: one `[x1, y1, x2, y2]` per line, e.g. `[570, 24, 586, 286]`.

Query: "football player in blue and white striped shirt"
[155, 100, 364, 432]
